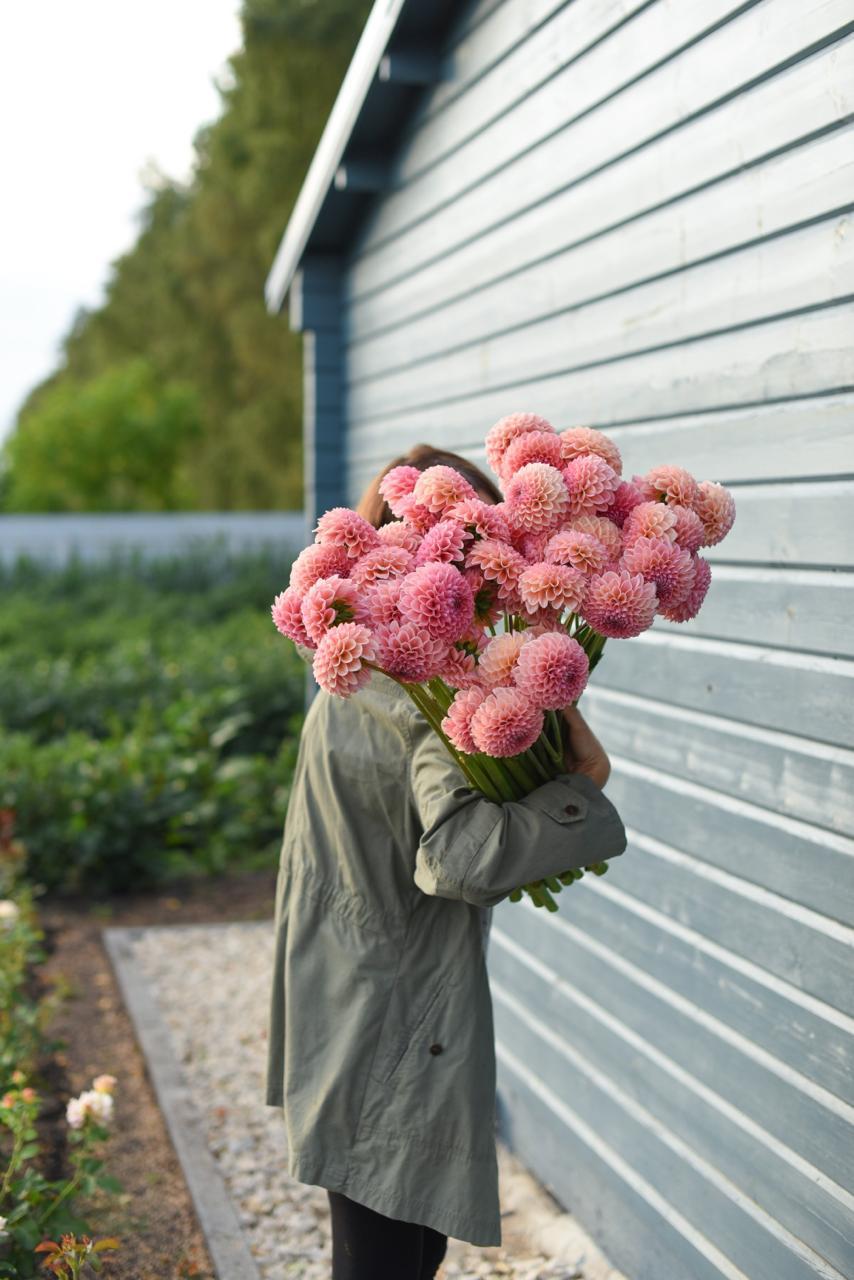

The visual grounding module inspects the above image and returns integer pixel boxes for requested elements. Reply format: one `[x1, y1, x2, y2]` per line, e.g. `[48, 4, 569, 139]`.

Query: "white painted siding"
[338, 1, 854, 1276]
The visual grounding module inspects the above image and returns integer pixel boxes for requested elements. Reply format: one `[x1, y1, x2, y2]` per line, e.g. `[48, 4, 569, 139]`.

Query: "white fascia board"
[264, 0, 409, 314]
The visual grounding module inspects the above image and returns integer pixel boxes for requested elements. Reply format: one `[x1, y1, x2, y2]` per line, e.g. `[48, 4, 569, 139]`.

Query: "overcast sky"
[0, 0, 243, 442]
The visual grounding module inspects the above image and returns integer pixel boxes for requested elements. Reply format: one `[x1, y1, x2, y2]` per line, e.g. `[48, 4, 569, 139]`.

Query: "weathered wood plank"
[582, 683, 854, 833]
[346, 37, 854, 327]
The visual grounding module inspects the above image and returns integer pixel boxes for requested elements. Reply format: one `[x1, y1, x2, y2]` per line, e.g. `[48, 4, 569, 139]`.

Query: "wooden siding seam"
[491, 927, 854, 1210]
[493, 984, 851, 1280]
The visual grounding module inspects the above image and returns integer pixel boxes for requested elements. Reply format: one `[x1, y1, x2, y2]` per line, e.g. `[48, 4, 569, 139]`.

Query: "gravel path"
[131, 922, 624, 1280]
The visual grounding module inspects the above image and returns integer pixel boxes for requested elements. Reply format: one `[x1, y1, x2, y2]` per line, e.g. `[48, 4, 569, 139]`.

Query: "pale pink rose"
[693, 480, 736, 546]
[398, 562, 475, 643]
[558, 426, 622, 475]
[470, 687, 544, 757]
[312, 623, 375, 697]
[582, 569, 658, 638]
[504, 463, 570, 534]
[93, 1075, 117, 1095]
[485, 412, 555, 475]
[314, 507, 380, 559]
[514, 632, 589, 709]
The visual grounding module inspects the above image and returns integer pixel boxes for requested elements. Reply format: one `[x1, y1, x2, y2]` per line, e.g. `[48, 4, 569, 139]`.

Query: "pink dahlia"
[398, 561, 475, 642]
[668, 503, 706, 555]
[563, 454, 621, 519]
[658, 555, 712, 622]
[559, 426, 622, 475]
[620, 537, 695, 609]
[603, 479, 646, 528]
[500, 430, 563, 482]
[623, 500, 678, 547]
[466, 538, 528, 605]
[463, 567, 503, 627]
[301, 575, 367, 645]
[289, 543, 351, 596]
[415, 519, 471, 566]
[636, 464, 700, 509]
[412, 465, 477, 515]
[504, 462, 570, 535]
[582, 569, 658, 638]
[478, 632, 530, 689]
[312, 622, 375, 697]
[373, 620, 446, 682]
[514, 632, 589, 710]
[470, 687, 544, 757]
[439, 638, 486, 691]
[447, 498, 511, 543]
[364, 577, 404, 624]
[442, 687, 489, 755]
[314, 507, 380, 559]
[485, 412, 555, 476]
[569, 515, 624, 562]
[693, 480, 736, 546]
[376, 520, 423, 555]
[518, 562, 588, 614]
[396, 493, 440, 534]
[526, 608, 567, 633]
[516, 531, 550, 562]
[379, 465, 421, 516]
[350, 544, 414, 588]
[544, 529, 610, 574]
[271, 587, 311, 646]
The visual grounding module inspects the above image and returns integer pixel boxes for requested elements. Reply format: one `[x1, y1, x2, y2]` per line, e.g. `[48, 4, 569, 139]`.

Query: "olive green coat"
[265, 666, 628, 1246]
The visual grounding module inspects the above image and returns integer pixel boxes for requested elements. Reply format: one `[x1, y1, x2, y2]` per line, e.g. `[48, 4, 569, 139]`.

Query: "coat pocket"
[368, 975, 447, 1086]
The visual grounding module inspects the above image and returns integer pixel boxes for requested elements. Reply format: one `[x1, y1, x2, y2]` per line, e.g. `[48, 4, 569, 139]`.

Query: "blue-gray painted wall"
[292, 2, 854, 1276]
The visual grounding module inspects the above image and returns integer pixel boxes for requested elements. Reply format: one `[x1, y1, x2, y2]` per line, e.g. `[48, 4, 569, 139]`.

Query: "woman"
[266, 444, 628, 1280]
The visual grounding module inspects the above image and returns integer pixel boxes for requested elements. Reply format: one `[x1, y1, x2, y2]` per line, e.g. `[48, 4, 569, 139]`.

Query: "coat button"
[429, 1043, 443, 1055]
[564, 803, 580, 815]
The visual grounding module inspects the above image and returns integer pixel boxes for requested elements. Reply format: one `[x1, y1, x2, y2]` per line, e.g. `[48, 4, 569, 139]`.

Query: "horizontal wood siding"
[337, 1, 854, 1275]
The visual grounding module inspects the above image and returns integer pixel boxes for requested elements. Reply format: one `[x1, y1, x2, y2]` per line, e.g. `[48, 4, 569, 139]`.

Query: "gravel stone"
[130, 922, 624, 1280]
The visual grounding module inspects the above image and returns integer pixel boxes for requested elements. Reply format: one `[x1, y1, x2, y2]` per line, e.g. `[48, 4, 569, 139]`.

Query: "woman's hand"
[559, 703, 612, 790]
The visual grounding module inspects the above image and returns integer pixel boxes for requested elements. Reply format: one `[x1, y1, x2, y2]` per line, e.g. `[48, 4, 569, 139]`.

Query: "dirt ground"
[37, 869, 278, 1280]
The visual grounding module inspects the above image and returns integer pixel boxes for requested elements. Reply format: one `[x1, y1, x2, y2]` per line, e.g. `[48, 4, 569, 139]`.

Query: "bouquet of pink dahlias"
[272, 412, 736, 911]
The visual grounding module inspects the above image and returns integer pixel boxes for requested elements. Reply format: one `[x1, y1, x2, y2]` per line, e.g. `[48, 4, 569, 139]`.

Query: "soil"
[37, 869, 278, 1280]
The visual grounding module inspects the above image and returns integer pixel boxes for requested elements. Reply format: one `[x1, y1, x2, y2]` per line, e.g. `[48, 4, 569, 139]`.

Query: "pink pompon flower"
[398, 561, 475, 642]
[396, 493, 440, 534]
[504, 462, 570, 534]
[373, 620, 446, 683]
[563, 454, 621, 519]
[301, 576, 367, 645]
[350, 544, 414, 588]
[515, 531, 550, 562]
[514, 631, 589, 710]
[559, 426, 622, 475]
[415, 519, 471, 566]
[544, 529, 610, 574]
[582, 569, 658, 638]
[463, 567, 503, 626]
[289, 543, 351, 595]
[272, 587, 311, 646]
[466, 538, 528, 605]
[657, 555, 712, 621]
[693, 480, 736, 546]
[412, 465, 477, 515]
[485, 412, 555, 476]
[379, 465, 421, 516]
[518, 562, 588, 614]
[364, 577, 404, 625]
[623, 500, 678, 547]
[667, 503, 706, 554]
[478, 632, 530, 689]
[500, 430, 564, 482]
[470, 687, 544, 757]
[376, 520, 423, 555]
[620, 537, 695, 609]
[447, 498, 511, 543]
[603, 479, 646, 528]
[569, 515, 624, 562]
[442, 687, 489, 754]
[314, 507, 380, 559]
[439, 639, 486, 691]
[312, 622, 375, 697]
[635, 464, 700, 509]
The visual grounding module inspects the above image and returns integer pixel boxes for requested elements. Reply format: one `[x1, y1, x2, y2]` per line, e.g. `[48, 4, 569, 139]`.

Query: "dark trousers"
[327, 1189, 448, 1279]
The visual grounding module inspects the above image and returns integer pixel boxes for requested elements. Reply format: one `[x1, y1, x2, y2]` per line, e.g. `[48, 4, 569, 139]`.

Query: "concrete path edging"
[104, 926, 262, 1280]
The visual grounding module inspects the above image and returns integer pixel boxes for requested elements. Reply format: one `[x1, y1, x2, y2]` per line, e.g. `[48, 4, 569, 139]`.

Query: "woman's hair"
[355, 443, 502, 529]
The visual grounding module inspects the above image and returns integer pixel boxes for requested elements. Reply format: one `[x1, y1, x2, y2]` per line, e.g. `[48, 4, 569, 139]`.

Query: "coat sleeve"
[406, 703, 628, 909]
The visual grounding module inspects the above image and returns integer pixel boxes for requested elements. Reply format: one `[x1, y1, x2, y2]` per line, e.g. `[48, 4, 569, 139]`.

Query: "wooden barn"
[265, 2, 854, 1277]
